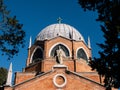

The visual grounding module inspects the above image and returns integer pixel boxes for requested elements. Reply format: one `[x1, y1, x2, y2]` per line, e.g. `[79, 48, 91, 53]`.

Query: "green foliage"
[0, 67, 7, 86]
[0, 0, 25, 59]
[78, 0, 120, 89]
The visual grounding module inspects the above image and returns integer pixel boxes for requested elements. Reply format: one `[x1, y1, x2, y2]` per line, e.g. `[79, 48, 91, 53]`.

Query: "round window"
[53, 74, 67, 88]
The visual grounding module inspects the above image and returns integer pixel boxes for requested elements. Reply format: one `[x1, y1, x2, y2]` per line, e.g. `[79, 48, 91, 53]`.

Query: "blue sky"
[0, 0, 104, 74]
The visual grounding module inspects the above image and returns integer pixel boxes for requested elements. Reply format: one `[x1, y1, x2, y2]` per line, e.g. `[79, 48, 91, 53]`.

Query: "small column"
[6, 63, 12, 86]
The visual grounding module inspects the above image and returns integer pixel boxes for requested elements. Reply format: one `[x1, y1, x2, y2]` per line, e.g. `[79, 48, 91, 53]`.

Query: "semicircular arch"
[49, 42, 71, 57]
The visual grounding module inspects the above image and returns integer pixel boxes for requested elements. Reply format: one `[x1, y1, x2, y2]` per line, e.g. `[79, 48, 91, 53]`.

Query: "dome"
[36, 23, 85, 42]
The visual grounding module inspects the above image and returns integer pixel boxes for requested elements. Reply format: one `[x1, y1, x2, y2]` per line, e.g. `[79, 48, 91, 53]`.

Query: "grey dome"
[36, 23, 85, 42]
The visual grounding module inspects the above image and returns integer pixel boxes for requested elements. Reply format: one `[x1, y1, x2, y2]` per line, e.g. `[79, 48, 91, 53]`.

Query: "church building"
[4, 18, 106, 90]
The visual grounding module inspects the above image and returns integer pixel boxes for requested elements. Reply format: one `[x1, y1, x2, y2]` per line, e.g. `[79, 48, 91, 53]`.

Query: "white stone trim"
[52, 65, 68, 71]
[49, 42, 71, 57]
[53, 74, 67, 88]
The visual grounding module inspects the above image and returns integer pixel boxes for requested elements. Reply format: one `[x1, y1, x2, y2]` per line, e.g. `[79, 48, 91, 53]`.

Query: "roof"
[36, 23, 85, 42]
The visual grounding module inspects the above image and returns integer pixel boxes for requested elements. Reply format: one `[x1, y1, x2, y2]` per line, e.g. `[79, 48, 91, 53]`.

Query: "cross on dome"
[57, 17, 62, 23]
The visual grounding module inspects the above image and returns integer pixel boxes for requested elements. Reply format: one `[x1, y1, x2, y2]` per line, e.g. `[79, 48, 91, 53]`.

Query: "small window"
[77, 48, 87, 61]
[32, 48, 43, 63]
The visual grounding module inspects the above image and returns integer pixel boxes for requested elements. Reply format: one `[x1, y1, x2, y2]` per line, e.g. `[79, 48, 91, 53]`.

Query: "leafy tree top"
[0, 0, 25, 59]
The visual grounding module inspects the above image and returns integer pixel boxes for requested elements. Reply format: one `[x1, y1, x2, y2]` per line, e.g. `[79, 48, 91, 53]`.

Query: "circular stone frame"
[53, 74, 67, 88]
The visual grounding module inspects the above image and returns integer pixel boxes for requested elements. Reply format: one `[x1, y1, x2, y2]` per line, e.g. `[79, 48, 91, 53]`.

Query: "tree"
[78, 0, 120, 89]
[0, 67, 7, 86]
[0, 0, 25, 59]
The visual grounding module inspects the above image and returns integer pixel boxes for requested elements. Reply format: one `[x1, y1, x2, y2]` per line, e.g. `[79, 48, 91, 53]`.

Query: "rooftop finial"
[29, 36, 32, 48]
[88, 36, 91, 48]
[6, 62, 12, 86]
[57, 17, 62, 24]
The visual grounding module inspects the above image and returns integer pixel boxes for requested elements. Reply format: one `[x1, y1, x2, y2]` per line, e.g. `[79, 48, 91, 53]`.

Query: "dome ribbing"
[36, 23, 85, 42]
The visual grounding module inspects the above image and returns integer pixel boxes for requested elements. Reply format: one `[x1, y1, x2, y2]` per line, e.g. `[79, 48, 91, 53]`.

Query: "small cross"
[57, 17, 62, 23]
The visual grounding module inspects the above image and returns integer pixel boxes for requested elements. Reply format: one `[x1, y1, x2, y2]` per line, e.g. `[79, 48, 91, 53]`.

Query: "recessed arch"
[76, 47, 88, 61]
[49, 42, 71, 57]
[30, 46, 43, 63]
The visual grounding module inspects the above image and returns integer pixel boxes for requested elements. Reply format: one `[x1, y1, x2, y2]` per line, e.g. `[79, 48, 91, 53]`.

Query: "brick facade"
[4, 23, 107, 90]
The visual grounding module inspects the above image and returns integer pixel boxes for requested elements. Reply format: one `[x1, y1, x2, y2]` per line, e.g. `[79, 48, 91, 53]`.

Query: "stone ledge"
[52, 64, 68, 70]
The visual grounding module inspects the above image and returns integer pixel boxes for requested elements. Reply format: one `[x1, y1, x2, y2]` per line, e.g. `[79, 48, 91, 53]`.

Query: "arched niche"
[77, 48, 88, 61]
[31, 47, 43, 63]
[50, 44, 70, 57]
